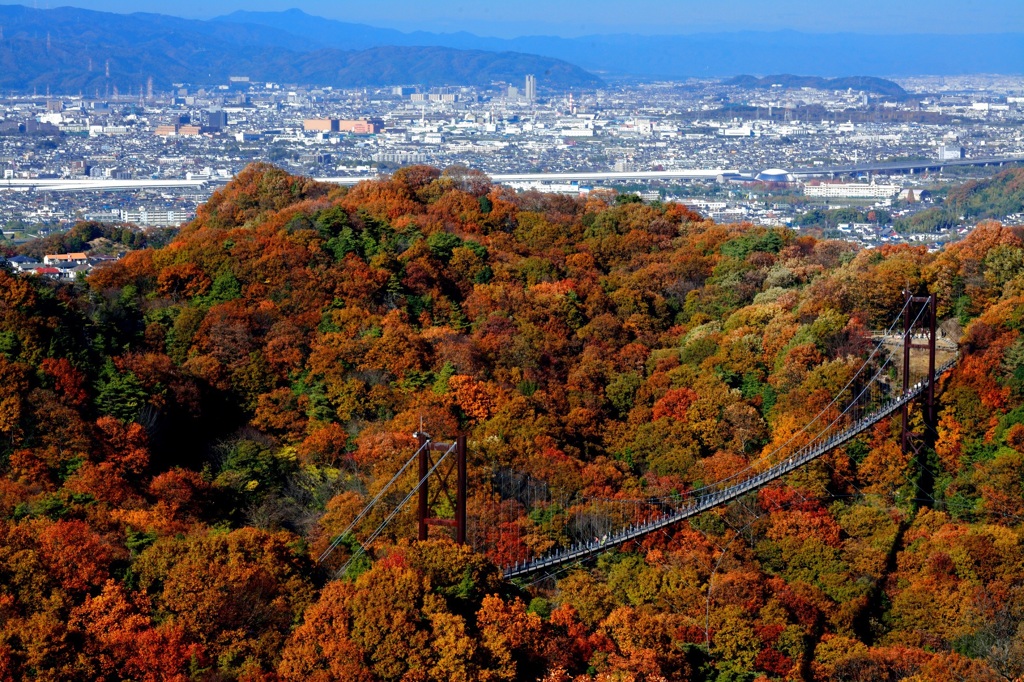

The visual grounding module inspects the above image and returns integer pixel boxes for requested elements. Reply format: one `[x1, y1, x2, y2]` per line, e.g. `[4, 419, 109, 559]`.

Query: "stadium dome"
[756, 168, 795, 183]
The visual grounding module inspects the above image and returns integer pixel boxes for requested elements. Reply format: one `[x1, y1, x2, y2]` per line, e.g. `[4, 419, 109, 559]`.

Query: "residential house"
[43, 252, 89, 266]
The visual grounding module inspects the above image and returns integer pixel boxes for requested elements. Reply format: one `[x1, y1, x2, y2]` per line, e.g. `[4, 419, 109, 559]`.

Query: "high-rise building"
[525, 74, 537, 102]
[204, 110, 228, 131]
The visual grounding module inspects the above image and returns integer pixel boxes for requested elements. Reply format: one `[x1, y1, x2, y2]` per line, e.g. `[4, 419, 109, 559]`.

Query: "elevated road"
[315, 169, 738, 186]
[319, 158, 1023, 187]
[793, 155, 1024, 178]
[487, 169, 738, 182]
[313, 176, 382, 186]
[5, 153, 1018, 194]
[0, 178, 212, 192]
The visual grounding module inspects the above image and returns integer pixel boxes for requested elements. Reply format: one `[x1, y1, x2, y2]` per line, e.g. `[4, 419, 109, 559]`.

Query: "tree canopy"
[1, 162, 1023, 680]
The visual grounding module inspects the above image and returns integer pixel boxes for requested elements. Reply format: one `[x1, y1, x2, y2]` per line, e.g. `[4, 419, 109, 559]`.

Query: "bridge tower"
[414, 432, 468, 544]
[901, 290, 938, 457]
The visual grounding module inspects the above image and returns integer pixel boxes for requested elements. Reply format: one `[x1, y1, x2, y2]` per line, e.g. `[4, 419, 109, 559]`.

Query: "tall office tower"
[525, 74, 536, 102]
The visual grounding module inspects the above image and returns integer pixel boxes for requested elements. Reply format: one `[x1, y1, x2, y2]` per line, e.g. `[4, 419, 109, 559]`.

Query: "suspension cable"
[509, 301, 946, 574]
[317, 438, 431, 564]
[647, 297, 927, 504]
[564, 298, 920, 509]
[681, 297, 925, 495]
[505, 299, 958, 576]
[336, 442, 457, 577]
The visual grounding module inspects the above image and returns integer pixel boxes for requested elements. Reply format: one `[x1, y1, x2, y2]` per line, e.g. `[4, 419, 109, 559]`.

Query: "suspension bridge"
[318, 292, 959, 581]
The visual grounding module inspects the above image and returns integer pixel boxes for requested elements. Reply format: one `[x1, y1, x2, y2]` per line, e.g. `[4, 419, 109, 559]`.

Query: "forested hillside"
[1, 163, 1023, 681]
[896, 168, 1024, 234]
[949, 167, 1024, 221]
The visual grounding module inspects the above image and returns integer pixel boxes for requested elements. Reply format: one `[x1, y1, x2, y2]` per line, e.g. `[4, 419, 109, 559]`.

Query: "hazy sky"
[14, 0, 1024, 36]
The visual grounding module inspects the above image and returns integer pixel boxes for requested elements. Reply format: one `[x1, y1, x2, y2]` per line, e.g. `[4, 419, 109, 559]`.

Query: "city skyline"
[4, 0, 1023, 37]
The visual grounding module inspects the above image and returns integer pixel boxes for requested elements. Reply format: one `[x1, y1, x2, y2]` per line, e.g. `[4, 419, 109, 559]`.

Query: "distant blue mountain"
[218, 9, 1024, 78]
[0, 5, 603, 93]
[724, 75, 908, 98]
[2, 2, 1018, 95]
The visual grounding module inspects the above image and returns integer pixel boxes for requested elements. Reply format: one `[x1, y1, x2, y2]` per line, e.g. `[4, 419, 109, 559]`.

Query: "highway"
[490, 169, 739, 182]
[0, 178, 212, 192]
[793, 155, 1024, 178]
[303, 157, 1024, 186]
[2, 154, 1021, 193]
[316, 169, 738, 186]
[319, 158, 1023, 185]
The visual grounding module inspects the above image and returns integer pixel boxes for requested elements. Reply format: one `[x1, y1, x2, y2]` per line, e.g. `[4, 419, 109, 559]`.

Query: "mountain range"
[0, 4, 1022, 95]
[216, 9, 1024, 79]
[0, 4, 602, 93]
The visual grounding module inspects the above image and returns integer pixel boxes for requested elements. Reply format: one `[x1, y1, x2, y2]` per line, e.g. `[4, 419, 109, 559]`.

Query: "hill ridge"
[724, 74, 908, 98]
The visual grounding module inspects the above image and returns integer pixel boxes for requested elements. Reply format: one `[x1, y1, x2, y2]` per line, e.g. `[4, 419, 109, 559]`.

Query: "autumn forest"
[2, 163, 1024, 681]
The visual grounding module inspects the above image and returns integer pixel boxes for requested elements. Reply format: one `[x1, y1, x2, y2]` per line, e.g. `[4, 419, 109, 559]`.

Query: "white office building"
[804, 182, 901, 199]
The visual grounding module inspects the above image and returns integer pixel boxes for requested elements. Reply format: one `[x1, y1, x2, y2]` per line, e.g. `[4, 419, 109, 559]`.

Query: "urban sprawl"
[2, 74, 1024, 253]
